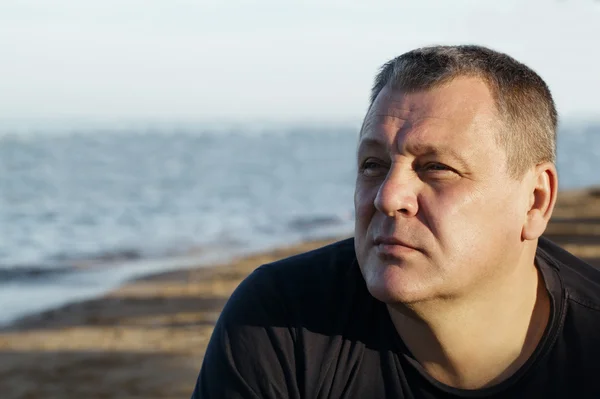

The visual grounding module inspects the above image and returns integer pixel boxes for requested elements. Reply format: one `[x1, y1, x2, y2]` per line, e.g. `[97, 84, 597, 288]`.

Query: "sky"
[1, 0, 600, 127]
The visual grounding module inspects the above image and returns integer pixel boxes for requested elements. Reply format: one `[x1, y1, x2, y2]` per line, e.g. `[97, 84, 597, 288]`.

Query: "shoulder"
[258, 237, 358, 288]
[195, 240, 359, 399]
[537, 236, 600, 366]
[221, 237, 363, 326]
[538, 236, 600, 310]
[530, 238, 600, 379]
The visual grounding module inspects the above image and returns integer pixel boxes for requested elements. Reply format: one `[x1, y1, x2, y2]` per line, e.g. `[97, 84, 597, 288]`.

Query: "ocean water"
[0, 122, 598, 325]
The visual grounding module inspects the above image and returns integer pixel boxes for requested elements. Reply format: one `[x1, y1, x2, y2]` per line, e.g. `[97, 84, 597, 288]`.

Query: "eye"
[422, 163, 451, 172]
[362, 161, 380, 170]
[359, 159, 387, 176]
[417, 162, 457, 177]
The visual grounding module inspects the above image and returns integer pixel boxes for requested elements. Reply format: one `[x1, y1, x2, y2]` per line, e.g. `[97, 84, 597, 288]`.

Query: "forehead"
[360, 77, 501, 151]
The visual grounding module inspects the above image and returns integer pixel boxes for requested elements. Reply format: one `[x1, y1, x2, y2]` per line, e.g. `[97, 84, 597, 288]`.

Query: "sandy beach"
[1, 188, 599, 399]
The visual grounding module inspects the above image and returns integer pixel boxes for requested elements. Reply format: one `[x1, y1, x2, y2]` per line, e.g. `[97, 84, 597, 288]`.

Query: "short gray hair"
[367, 45, 557, 178]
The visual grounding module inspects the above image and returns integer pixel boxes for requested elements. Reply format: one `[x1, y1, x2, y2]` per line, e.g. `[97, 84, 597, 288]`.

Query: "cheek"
[354, 184, 376, 227]
[421, 187, 490, 245]
[427, 185, 523, 254]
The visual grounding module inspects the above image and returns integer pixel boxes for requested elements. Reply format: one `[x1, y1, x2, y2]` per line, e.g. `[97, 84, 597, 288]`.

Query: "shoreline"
[1, 188, 599, 398]
[0, 229, 354, 328]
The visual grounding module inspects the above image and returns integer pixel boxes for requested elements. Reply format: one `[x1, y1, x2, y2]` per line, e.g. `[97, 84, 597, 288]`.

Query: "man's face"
[354, 77, 532, 305]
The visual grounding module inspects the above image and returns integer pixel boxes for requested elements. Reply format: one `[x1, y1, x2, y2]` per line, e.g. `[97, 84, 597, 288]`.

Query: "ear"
[522, 162, 558, 241]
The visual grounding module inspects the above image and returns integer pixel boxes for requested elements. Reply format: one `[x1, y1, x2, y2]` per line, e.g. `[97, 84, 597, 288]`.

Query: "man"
[192, 45, 600, 398]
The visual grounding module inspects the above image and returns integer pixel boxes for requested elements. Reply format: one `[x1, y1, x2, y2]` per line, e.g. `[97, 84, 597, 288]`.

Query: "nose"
[373, 168, 419, 218]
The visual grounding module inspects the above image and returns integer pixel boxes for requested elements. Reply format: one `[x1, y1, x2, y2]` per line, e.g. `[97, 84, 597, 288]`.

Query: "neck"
[387, 249, 551, 389]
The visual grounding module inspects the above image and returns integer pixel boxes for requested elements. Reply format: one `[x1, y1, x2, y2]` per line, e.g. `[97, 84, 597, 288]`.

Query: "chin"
[360, 257, 433, 305]
[366, 281, 430, 305]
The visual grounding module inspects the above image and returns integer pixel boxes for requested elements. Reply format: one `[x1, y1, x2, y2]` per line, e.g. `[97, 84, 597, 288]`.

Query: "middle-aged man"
[192, 45, 600, 398]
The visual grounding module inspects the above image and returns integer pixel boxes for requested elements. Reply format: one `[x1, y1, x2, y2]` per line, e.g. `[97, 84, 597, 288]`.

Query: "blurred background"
[2, 0, 600, 325]
[0, 1, 599, 397]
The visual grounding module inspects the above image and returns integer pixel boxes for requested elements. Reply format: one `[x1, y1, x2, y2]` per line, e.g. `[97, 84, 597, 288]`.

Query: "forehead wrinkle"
[396, 118, 482, 172]
[361, 111, 406, 138]
[360, 115, 470, 157]
[368, 108, 450, 131]
[397, 117, 455, 151]
[359, 112, 450, 152]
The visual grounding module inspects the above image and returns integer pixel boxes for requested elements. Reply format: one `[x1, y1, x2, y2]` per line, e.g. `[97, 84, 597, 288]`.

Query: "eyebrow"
[357, 136, 470, 170]
[356, 137, 386, 155]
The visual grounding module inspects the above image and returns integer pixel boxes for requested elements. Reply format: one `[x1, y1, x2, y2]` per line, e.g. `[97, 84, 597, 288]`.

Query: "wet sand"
[1, 189, 600, 398]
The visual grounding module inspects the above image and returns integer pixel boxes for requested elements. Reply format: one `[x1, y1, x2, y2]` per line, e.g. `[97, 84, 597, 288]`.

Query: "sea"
[0, 121, 599, 325]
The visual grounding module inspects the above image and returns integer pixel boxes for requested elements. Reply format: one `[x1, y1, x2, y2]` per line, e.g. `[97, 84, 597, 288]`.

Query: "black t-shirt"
[191, 237, 600, 398]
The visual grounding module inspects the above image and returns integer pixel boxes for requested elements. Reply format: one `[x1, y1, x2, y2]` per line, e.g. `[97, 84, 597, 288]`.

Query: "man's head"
[354, 45, 559, 306]
[368, 45, 557, 178]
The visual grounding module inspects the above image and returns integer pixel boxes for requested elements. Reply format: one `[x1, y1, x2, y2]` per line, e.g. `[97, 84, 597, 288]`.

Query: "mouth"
[373, 236, 419, 257]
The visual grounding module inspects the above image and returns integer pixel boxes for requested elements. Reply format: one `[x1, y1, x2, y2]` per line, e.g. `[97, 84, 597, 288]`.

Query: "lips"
[373, 236, 419, 257]
[374, 236, 417, 249]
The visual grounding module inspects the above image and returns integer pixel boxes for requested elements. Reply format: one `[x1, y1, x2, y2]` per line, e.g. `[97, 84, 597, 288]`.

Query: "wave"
[50, 248, 144, 265]
[287, 214, 352, 233]
[0, 265, 74, 282]
[0, 248, 148, 283]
